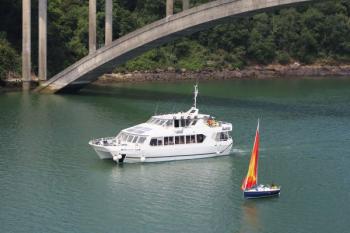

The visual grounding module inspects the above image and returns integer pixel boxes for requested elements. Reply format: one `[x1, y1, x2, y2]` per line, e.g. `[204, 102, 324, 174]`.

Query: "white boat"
[89, 85, 233, 163]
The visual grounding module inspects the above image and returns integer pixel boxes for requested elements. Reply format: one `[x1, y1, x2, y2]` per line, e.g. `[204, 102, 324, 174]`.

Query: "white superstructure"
[89, 86, 233, 163]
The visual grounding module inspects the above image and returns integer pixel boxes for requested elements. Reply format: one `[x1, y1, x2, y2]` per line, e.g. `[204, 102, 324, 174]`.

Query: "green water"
[1, 78, 350, 233]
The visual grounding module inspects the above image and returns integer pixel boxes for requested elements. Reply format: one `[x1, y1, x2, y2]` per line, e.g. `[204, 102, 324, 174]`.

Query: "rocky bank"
[96, 64, 350, 85]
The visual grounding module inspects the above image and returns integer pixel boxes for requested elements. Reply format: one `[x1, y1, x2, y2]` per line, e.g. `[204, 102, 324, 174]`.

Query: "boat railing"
[91, 137, 116, 146]
[120, 148, 141, 152]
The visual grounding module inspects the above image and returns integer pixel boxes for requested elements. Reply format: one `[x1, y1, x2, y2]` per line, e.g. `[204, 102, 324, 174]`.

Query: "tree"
[0, 35, 20, 80]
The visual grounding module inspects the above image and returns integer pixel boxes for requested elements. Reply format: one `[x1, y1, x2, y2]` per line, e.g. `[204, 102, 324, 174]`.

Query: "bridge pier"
[22, 0, 31, 91]
[39, 0, 47, 81]
[167, 0, 190, 17]
[183, 0, 190, 10]
[89, 0, 96, 53]
[166, 0, 174, 17]
[105, 0, 113, 46]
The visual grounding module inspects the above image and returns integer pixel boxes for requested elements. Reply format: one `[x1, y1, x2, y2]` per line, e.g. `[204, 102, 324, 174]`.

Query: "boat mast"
[193, 84, 198, 108]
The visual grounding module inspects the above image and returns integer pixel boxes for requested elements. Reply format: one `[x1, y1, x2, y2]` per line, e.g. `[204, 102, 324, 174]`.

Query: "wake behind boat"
[241, 120, 281, 199]
[89, 85, 233, 163]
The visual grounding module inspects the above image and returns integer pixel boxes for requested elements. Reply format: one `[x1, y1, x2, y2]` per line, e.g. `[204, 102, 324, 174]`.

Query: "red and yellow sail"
[241, 121, 260, 191]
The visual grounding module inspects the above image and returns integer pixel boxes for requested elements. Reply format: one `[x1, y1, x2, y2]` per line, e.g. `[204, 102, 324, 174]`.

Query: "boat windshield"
[166, 120, 173, 126]
[147, 117, 158, 124]
[116, 132, 147, 144]
[147, 117, 171, 126]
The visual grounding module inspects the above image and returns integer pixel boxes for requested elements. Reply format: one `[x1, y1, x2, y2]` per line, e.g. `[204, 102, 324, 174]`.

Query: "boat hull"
[89, 140, 233, 163]
[123, 149, 231, 163]
[88, 141, 114, 159]
[89, 120, 233, 163]
[244, 188, 281, 199]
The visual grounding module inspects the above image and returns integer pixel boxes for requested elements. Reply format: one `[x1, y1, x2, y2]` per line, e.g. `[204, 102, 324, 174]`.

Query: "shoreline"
[2, 64, 350, 91]
[96, 64, 350, 85]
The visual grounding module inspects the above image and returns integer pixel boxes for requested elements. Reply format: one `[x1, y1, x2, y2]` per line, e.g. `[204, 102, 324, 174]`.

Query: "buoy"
[140, 156, 146, 162]
[113, 156, 118, 161]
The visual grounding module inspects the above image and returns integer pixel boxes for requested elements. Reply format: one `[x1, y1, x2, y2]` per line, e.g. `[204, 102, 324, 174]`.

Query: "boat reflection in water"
[238, 202, 261, 233]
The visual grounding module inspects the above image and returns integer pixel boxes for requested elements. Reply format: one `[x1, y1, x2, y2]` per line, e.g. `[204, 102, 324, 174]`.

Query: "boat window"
[191, 135, 196, 143]
[127, 135, 134, 143]
[166, 120, 173, 127]
[192, 120, 197, 125]
[186, 135, 191, 144]
[122, 134, 128, 141]
[168, 136, 174, 145]
[150, 138, 157, 146]
[174, 119, 179, 128]
[223, 132, 230, 140]
[164, 137, 169, 145]
[157, 138, 163, 146]
[197, 134, 206, 143]
[132, 136, 138, 143]
[118, 133, 127, 142]
[138, 137, 146, 144]
[216, 132, 229, 141]
[190, 109, 196, 113]
[186, 117, 191, 126]
[154, 119, 161, 125]
[116, 132, 124, 140]
[179, 136, 185, 144]
[175, 136, 180, 144]
[180, 118, 185, 127]
[159, 120, 165, 125]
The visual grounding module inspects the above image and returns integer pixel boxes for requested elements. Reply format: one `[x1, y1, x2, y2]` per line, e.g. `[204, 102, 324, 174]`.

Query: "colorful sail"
[241, 121, 260, 191]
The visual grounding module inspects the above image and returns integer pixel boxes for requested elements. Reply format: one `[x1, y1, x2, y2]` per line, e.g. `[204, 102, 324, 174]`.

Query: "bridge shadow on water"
[76, 84, 350, 118]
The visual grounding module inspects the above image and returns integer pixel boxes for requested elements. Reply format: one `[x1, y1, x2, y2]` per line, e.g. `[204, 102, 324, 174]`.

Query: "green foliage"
[119, 39, 208, 71]
[0, 35, 20, 80]
[248, 29, 276, 64]
[47, 0, 89, 75]
[176, 41, 208, 70]
[276, 51, 291, 65]
[225, 47, 246, 69]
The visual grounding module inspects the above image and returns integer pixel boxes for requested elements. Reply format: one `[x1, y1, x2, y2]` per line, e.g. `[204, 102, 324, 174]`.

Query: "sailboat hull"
[244, 188, 281, 199]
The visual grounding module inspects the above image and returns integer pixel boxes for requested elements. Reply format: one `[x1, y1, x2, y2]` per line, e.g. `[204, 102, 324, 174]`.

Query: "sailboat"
[241, 120, 281, 199]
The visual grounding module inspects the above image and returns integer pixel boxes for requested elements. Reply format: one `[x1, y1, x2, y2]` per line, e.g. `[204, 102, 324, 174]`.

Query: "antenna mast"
[193, 84, 198, 108]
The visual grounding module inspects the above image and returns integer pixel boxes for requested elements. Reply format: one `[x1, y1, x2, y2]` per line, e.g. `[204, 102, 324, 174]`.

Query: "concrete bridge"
[28, 0, 314, 93]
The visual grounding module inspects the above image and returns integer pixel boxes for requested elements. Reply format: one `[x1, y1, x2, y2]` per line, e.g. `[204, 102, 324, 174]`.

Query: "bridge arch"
[37, 0, 313, 93]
